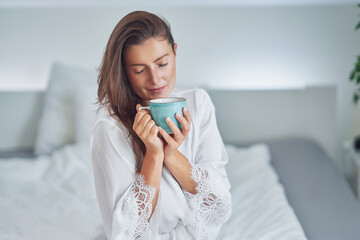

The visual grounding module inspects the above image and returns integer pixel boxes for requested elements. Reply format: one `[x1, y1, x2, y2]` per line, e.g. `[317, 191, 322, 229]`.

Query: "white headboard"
[206, 86, 337, 160]
[0, 86, 337, 161]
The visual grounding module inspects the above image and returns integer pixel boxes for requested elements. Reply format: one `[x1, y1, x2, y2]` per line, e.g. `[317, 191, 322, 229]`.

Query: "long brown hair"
[97, 11, 175, 172]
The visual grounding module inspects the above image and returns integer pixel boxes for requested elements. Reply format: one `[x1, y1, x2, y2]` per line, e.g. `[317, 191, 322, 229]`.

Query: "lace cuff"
[183, 165, 231, 239]
[129, 174, 156, 239]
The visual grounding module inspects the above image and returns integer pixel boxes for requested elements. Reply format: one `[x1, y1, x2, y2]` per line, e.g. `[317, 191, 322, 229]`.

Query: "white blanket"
[0, 143, 307, 240]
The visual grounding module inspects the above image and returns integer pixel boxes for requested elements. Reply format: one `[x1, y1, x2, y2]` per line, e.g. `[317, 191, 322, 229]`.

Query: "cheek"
[128, 75, 146, 91]
[164, 63, 176, 79]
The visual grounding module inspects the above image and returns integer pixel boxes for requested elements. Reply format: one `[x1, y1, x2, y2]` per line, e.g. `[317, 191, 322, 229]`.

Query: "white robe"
[90, 87, 231, 240]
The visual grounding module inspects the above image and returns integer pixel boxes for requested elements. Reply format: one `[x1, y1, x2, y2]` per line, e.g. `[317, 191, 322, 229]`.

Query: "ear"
[173, 43, 177, 56]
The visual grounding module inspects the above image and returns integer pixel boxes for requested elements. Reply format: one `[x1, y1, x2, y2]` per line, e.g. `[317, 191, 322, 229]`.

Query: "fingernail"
[184, 107, 188, 113]
[176, 113, 181, 118]
[166, 117, 171, 122]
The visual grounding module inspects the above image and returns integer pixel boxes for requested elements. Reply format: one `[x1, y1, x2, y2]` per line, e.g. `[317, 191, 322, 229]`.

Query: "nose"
[149, 68, 160, 85]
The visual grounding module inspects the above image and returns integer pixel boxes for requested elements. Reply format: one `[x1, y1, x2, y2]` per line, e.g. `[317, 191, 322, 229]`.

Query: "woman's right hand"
[133, 104, 164, 155]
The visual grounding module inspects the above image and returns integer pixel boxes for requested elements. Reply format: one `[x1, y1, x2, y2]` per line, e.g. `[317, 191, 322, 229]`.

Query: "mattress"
[265, 138, 360, 240]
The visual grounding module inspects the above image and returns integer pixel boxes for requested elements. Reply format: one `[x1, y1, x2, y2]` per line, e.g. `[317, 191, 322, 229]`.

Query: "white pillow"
[74, 77, 98, 145]
[34, 62, 98, 155]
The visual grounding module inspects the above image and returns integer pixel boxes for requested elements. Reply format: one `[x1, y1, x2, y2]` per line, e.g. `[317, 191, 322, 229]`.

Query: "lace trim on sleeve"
[183, 165, 231, 240]
[130, 174, 156, 239]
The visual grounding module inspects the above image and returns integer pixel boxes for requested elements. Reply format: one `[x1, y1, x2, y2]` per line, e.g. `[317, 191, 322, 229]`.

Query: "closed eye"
[135, 69, 144, 75]
[159, 63, 168, 67]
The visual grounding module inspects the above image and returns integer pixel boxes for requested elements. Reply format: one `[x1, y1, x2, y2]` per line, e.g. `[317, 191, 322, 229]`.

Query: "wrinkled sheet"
[0, 143, 307, 240]
[218, 144, 307, 240]
[0, 143, 100, 240]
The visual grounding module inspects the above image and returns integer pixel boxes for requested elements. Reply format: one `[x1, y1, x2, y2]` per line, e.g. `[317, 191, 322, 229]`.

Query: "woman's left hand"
[158, 107, 192, 162]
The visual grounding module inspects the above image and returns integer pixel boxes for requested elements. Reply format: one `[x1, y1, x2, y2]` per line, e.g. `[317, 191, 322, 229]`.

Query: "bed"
[1, 62, 360, 240]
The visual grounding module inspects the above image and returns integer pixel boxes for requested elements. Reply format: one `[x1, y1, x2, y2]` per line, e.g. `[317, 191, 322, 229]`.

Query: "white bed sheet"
[0, 143, 307, 240]
[219, 144, 307, 240]
[0, 143, 100, 240]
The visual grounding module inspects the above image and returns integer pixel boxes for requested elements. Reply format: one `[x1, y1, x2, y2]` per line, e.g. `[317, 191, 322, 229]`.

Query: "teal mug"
[139, 97, 186, 134]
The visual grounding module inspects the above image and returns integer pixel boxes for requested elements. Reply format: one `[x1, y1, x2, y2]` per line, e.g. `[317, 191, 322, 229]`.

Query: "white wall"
[1, 6, 358, 89]
[0, 5, 359, 165]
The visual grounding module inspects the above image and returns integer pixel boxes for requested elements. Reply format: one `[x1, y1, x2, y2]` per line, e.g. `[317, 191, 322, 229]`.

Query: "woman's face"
[124, 37, 177, 101]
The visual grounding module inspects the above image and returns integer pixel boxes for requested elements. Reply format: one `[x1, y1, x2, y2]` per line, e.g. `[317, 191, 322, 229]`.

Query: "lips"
[148, 86, 166, 94]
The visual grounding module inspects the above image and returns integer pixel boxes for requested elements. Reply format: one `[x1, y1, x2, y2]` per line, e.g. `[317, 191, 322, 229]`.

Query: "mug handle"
[138, 106, 150, 111]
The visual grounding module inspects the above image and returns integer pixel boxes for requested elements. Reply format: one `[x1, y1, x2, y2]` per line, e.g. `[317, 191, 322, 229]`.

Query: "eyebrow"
[129, 54, 169, 66]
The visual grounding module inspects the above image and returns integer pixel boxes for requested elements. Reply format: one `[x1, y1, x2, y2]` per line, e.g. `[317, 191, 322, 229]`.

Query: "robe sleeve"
[91, 119, 161, 240]
[183, 88, 232, 240]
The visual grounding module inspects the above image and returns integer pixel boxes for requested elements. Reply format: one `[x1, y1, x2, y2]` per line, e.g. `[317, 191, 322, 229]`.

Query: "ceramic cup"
[139, 97, 186, 134]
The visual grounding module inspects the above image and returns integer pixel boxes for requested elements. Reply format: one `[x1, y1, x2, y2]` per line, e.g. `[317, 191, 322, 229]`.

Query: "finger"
[150, 125, 159, 137]
[158, 126, 176, 146]
[142, 120, 156, 137]
[136, 104, 151, 113]
[138, 114, 152, 134]
[133, 104, 144, 130]
[165, 117, 182, 141]
[175, 113, 190, 135]
[183, 107, 192, 124]
[133, 110, 147, 131]
[137, 104, 151, 114]
[133, 111, 151, 133]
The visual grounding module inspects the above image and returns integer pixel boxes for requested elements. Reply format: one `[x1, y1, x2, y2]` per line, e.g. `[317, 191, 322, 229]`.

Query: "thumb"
[136, 104, 142, 112]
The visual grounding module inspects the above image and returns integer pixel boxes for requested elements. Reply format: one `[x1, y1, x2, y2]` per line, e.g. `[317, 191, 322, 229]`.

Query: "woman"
[91, 10, 231, 240]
